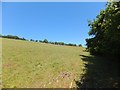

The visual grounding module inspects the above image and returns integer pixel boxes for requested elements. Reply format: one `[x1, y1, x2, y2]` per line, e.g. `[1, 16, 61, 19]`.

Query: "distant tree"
[2, 35, 26, 41]
[78, 44, 82, 47]
[6, 35, 19, 39]
[51, 42, 55, 44]
[30, 39, 34, 41]
[21, 37, 26, 40]
[49, 41, 54, 44]
[55, 42, 58, 45]
[35, 40, 38, 42]
[19, 37, 26, 40]
[74, 44, 77, 46]
[0, 34, 2, 37]
[43, 39, 48, 43]
[39, 40, 43, 42]
[59, 42, 64, 45]
[68, 43, 73, 46]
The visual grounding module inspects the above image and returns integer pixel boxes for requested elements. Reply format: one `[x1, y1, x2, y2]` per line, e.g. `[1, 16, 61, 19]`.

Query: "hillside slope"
[2, 38, 88, 88]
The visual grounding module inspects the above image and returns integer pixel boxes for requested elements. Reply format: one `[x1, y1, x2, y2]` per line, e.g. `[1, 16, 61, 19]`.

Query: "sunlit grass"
[2, 38, 88, 88]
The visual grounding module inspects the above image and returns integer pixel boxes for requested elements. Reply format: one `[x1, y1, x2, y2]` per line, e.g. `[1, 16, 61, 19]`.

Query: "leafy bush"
[86, 2, 120, 59]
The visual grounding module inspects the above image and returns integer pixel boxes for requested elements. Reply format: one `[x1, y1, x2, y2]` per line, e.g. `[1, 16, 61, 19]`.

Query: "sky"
[2, 2, 106, 46]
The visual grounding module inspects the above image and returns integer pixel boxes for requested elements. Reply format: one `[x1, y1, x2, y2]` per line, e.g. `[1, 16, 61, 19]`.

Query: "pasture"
[2, 38, 88, 88]
[2, 38, 119, 88]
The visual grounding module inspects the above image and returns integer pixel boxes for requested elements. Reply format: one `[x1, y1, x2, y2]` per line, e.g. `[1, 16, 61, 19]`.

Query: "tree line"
[86, 2, 120, 59]
[30, 38, 82, 47]
[0, 34, 26, 40]
[0, 34, 82, 47]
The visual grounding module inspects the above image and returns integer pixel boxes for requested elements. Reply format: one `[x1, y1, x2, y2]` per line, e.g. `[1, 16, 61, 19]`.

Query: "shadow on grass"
[75, 54, 120, 89]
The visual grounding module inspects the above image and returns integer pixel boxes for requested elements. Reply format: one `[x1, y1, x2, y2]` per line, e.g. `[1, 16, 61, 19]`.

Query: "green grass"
[2, 38, 119, 88]
[0, 38, 2, 89]
[2, 38, 88, 88]
[75, 55, 119, 88]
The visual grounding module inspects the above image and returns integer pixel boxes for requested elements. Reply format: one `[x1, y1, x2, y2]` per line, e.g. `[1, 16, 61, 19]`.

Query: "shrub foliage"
[86, 2, 120, 59]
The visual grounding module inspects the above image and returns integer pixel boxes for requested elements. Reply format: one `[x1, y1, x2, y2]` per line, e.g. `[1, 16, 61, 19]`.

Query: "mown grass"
[2, 38, 88, 88]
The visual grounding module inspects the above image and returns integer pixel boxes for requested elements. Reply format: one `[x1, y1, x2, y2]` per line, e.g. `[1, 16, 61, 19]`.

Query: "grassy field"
[2, 38, 89, 88]
[0, 38, 2, 88]
[2, 38, 119, 88]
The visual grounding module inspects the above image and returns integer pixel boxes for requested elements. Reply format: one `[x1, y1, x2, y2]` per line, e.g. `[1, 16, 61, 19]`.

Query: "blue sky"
[2, 2, 106, 46]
